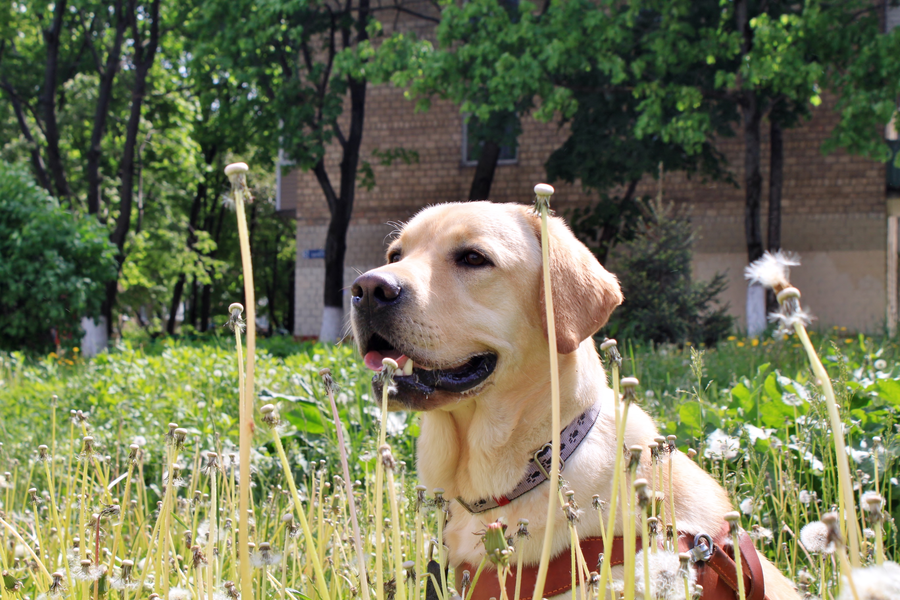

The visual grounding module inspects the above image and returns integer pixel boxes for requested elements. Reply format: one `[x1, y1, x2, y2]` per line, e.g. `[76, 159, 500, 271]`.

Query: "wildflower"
[47, 571, 66, 597]
[798, 490, 813, 505]
[750, 525, 774, 545]
[481, 520, 511, 567]
[250, 542, 282, 568]
[75, 559, 104, 582]
[260, 404, 280, 428]
[224, 581, 240, 599]
[861, 492, 885, 523]
[515, 518, 530, 541]
[227, 303, 245, 332]
[836, 561, 900, 600]
[704, 429, 741, 461]
[739, 498, 754, 516]
[744, 250, 800, 292]
[169, 587, 191, 600]
[799, 521, 834, 554]
[191, 545, 207, 569]
[111, 559, 136, 590]
[874, 359, 887, 371]
[37, 445, 50, 462]
[634, 549, 696, 600]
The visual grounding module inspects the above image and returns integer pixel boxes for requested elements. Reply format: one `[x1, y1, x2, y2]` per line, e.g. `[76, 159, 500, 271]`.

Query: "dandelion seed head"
[837, 562, 900, 600]
[799, 521, 834, 554]
[168, 587, 192, 600]
[874, 359, 888, 371]
[744, 250, 800, 291]
[798, 490, 813, 504]
[634, 549, 696, 600]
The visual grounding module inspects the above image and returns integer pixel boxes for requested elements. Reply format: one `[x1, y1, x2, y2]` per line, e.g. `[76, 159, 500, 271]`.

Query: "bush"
[606, 199, 734, 346]
[0, 163, 117, 351]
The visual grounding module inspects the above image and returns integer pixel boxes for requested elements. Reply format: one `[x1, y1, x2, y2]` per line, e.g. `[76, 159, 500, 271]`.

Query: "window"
[461, 113, 519, 166]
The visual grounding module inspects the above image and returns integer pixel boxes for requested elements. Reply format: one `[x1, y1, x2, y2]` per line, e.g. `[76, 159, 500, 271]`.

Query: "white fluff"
[799, 521, 834, 554]
[744, 250, 800, 290]
[837, 562, 900, 600]
[634, 550, 696, 600]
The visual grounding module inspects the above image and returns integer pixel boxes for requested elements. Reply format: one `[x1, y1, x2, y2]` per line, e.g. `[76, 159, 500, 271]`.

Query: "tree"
[394, 0, 900, 331]
[607, 199, 734, 346]
[0, 162, 117, 351]
[196, 0, 378, 343]
[1, 0, 167, 338]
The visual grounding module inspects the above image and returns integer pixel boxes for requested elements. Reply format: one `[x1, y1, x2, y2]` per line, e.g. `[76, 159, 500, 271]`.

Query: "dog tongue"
[364, 350, 409, 372]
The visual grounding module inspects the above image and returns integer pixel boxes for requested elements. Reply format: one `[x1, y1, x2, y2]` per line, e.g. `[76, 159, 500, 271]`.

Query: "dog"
[350, 201, 798, 600]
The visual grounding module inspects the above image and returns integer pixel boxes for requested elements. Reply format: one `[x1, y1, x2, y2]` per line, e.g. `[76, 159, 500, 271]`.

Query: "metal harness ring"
[690, 532, 715, 563]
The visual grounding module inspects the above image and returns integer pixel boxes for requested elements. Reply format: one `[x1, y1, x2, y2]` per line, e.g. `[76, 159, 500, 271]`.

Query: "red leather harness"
[457, 527, 768, 600]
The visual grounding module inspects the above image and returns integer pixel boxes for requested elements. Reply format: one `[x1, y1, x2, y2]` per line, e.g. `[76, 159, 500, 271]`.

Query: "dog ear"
[531, 211, 623, 354]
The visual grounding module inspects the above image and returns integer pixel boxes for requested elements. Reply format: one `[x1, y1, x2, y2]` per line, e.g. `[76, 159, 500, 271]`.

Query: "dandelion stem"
[532, 184, 562, 600]
[226, 162, 257, 600]
[321, 370, 370, 600]
[793, 323, 861, 566]
[270, 429, 331, 600]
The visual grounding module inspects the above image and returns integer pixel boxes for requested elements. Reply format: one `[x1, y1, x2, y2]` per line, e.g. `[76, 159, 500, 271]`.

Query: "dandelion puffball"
[799, 521, 834, 554]
[744, 250, 800, 292]
[634, 550, 695, 600]
[837, 562, 900, 600]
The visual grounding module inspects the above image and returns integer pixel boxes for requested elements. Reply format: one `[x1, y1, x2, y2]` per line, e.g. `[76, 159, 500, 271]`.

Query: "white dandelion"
[836, 562, 900, 600]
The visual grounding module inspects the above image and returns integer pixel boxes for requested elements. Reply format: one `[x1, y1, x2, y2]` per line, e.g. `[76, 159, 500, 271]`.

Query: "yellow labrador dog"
[350, 202, 797, 600]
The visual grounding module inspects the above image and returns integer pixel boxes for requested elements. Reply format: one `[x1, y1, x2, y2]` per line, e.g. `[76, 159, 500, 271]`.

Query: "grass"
[0, 328, 896, 600]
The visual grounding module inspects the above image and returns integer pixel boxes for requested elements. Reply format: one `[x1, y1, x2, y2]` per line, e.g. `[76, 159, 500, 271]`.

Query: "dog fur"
[351, 201, 798, 600]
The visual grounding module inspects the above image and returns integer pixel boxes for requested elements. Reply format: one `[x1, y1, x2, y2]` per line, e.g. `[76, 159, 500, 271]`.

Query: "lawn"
[0, 330, 896, 599]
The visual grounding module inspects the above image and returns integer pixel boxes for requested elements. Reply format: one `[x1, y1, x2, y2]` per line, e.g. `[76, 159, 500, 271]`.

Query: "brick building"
[277, 18, 899, 339]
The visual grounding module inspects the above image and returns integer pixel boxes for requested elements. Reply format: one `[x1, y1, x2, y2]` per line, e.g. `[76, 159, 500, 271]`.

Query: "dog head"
[350, 202, 622, 411]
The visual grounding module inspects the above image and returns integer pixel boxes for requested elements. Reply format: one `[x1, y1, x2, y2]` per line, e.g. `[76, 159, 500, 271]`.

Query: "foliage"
[606, 200, 734, 346]
[0, 163, 116, 351]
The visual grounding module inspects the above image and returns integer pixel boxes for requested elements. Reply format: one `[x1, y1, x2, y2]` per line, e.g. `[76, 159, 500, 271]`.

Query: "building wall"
[285, 19, 890, 337]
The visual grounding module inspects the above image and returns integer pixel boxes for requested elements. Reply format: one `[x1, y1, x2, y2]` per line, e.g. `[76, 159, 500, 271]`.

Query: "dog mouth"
[362, 333, 498, 397]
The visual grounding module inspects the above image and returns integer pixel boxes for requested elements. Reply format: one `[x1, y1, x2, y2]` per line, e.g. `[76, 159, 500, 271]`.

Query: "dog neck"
[416, 340, 608, 502]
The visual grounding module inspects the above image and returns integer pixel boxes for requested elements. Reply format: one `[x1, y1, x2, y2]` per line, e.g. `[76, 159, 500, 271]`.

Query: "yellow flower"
[751, 338, 760, 347]
[737, 342, 745, 347]
[844, 338, 853, 344]
[48, 352, 58, 359]
[73, 347, 80, 353]
[833, 326, 840, 330]
[840, 326, 847, 331]
[64, 359, 74, 365]
[727, 336, 737, 341]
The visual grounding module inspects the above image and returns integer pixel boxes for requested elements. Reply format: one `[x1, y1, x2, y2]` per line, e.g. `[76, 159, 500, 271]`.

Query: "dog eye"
[388, 252, 401, 263]
[461, 251, 488, 267]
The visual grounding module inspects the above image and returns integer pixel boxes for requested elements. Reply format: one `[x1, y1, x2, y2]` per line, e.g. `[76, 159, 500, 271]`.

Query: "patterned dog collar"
[455, 401, 603, 514]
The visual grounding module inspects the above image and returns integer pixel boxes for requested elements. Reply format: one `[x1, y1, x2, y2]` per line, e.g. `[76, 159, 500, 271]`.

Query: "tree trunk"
[104, 0, 162, 337]
[468, 139, 502, 200]
[2, 86, 52, 191]
[41, 0, 72, 200]
[87, 0, 127, 217]
[166, 274, 186, 335]
[766, 115, 784, 314]
[768, 117, 783, 253]
[743, 94, 764, 264]
[318, 0, 369, 344]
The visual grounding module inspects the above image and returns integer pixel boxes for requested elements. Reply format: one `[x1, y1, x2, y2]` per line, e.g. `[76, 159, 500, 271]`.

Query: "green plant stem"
[533, 199, 562, 600]
[793, 323, 861, 566]
[730, 530, 746, 600]
[596, 361, 625, 598]
[385, 456, 407, 600]
[270, 430, 331, 600]
[208, 465, 218, 599]
[641, 506, 650, 600]
[323, 375, 370, 600]
[375, 381, 390, 600]
[463, 556, 488, 600]
[0, 516, 51, 593]
[229, 165, 257, 600]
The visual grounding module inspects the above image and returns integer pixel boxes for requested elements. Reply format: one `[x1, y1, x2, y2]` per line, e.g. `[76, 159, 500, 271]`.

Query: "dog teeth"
[402, 359, 415, 376]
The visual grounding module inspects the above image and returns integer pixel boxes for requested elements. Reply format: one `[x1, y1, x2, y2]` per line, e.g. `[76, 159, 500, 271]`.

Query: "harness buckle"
[690, 532, 714, 563]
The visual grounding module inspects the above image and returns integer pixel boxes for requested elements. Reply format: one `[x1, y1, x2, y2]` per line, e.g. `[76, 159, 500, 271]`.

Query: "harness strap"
[457, 529, 768, 600]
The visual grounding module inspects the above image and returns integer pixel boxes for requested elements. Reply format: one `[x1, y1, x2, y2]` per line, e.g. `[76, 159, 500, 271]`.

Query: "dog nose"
[351, 272, 402, 311]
